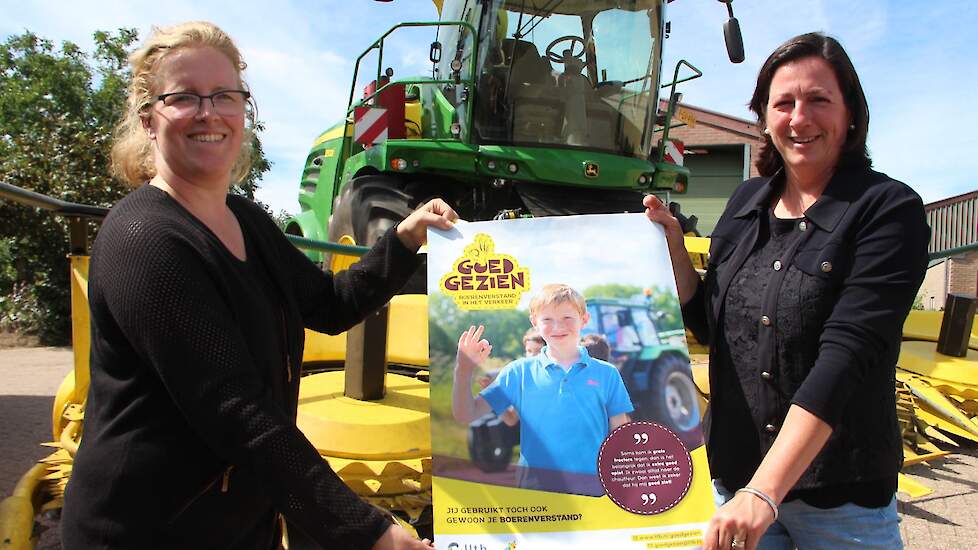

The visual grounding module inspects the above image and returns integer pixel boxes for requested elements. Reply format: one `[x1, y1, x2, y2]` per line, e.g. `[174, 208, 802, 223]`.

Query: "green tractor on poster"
[582, 297, 701, 443]
[286, 0, 746, 284]
[467, 294, 702, 474]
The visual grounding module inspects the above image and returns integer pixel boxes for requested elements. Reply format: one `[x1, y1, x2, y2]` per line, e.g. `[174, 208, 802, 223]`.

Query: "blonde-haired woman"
[62, 21, 451, 549]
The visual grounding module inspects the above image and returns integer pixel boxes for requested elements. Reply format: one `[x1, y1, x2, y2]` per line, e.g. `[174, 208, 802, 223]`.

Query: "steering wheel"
[545, 35, 586, 64]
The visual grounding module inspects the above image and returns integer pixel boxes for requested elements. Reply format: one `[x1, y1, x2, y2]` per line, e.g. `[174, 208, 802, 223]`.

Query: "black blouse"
[682, 166, 929, 508]
[717, 211, 893, 508]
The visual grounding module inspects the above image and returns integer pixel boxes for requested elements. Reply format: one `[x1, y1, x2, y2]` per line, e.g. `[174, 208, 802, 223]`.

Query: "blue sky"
[3, 0, 976, 215]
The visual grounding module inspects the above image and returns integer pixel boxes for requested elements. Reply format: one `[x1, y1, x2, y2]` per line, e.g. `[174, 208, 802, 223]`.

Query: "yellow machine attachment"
[680, 238, 978, 499]
[0, 255, 90, 549]
[903, 310, 978, 351]
[296, 369, 432, 523]
[296, 292, 433, 528]
[897, 312, 978, 446]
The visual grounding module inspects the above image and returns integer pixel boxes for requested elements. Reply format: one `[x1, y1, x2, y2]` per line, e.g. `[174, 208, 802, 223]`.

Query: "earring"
[763, 128, 771, 135]
[848, 124, 855, 130]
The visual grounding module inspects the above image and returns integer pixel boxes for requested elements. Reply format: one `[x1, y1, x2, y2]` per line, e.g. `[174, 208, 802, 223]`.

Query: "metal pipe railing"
[929, 242, 978, 261]
[0, 181, 367, 257]
[285, 234, 367, 256]
[0, 181, 109, 219]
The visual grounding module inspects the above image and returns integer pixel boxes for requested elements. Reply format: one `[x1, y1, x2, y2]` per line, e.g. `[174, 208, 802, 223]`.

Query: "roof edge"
[925, 189, 978, 210]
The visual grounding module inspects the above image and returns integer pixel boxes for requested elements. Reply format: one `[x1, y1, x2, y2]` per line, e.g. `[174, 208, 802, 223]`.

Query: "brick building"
[660, 100, 764, 234]
[918, 190, 978, 309]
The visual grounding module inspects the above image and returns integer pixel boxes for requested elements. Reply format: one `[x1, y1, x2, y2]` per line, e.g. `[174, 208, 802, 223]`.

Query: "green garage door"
[675, 145, 745, 236]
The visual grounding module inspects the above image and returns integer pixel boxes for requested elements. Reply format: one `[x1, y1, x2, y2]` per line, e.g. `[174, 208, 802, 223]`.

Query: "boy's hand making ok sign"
[456, 325, 493, 375]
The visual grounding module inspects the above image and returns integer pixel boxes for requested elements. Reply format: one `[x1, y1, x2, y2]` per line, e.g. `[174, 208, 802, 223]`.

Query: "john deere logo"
[584, 162, 599, 178]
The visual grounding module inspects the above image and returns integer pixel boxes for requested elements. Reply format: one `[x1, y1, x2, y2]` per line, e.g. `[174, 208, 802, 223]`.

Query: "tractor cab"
[288, 0, 742, 261]
[582, 297, 701, 445]
[437, 0, 664, 158]
[583, 299, 664, 359]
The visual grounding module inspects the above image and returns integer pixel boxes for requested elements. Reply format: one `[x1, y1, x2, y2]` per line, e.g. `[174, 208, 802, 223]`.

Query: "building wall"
[915, 251, 978, 311]
[919, 261, 948, 310]
[948, 250, 978, 297]
[656, 104, 765, 235]
[921, 190, 978, 308]
[680, 147, 745, 234]
[668, 123, 762, 179]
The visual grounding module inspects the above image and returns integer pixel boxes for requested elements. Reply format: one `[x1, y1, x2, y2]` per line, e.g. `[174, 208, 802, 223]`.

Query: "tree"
[582, 283, 643, 300]
[644, 285, 683, 332]
[0, 30, 271, 343]
[232, 119, 273, 203]
[427, 292, 531, 383]
[582, 283, 684, 332]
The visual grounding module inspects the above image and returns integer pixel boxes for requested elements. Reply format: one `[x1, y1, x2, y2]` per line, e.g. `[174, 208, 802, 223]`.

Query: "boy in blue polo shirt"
[452, 284, 633, 482]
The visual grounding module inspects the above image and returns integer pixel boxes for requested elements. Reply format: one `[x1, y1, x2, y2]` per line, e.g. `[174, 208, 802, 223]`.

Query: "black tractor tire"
[630, 353, 701, 438]
[467, 412, 518, 473]
[327, 174, 426, 293]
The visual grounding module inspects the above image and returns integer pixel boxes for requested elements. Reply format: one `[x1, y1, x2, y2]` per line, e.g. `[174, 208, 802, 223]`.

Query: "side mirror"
[724, 17, 745, 63]
[717, 1, 745, 63]
[429, 41, 443, 64]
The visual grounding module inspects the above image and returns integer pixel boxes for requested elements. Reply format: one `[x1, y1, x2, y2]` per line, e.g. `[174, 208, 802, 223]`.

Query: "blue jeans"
[713, 480, 902, 550]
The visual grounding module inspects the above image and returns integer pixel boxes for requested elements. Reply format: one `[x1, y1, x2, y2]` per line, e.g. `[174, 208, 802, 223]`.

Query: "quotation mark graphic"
[633, 432, 649, 444]
[640, 493, 658, 505]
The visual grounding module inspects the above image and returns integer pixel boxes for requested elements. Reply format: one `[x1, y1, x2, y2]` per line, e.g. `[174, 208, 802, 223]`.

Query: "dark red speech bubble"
[598, 422, 693, 515]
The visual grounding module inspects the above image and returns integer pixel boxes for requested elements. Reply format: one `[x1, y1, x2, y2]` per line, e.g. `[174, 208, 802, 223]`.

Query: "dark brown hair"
[581, 333, 611, 362]
[749, 32, 871, 176]
[522, 327, 545, 346]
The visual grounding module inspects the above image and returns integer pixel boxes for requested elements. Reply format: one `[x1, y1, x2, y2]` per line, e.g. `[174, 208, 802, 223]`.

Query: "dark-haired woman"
[645, 33, 928, 550]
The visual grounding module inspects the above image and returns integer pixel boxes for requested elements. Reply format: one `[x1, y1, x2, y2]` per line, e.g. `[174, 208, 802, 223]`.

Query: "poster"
[427, 214, 713, 548]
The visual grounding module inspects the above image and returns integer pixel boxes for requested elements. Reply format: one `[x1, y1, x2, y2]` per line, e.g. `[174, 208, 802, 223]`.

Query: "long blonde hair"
[111, 21, 254, 186]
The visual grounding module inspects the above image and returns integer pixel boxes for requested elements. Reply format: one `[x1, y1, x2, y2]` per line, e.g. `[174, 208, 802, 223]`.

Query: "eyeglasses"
[155, 90, 252, 117]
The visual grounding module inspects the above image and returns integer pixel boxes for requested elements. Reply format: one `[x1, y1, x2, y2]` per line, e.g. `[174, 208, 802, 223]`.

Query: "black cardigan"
[62, 184, 421, 549]
[682, 166, 929, 493]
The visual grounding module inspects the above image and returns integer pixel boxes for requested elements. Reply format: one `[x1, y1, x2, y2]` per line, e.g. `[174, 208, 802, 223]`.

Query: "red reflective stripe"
[354, 106, 388, 144]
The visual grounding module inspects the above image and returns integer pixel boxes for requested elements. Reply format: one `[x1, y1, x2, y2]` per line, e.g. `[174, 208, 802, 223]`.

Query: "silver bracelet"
[736, 486, 779, 521]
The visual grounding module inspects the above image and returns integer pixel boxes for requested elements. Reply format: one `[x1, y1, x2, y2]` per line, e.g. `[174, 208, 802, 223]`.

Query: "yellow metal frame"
[0, 463, 49, 550]
[1, 255, 90, 548]
[903, 310, 978, 350]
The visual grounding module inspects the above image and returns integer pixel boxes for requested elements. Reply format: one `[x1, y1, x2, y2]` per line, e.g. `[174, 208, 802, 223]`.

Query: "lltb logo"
[445, 544, 488, 550]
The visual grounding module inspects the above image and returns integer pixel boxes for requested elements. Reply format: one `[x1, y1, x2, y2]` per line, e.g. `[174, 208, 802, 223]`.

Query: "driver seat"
[503, 39, 553, 85]
[501, 39, 562, 143]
